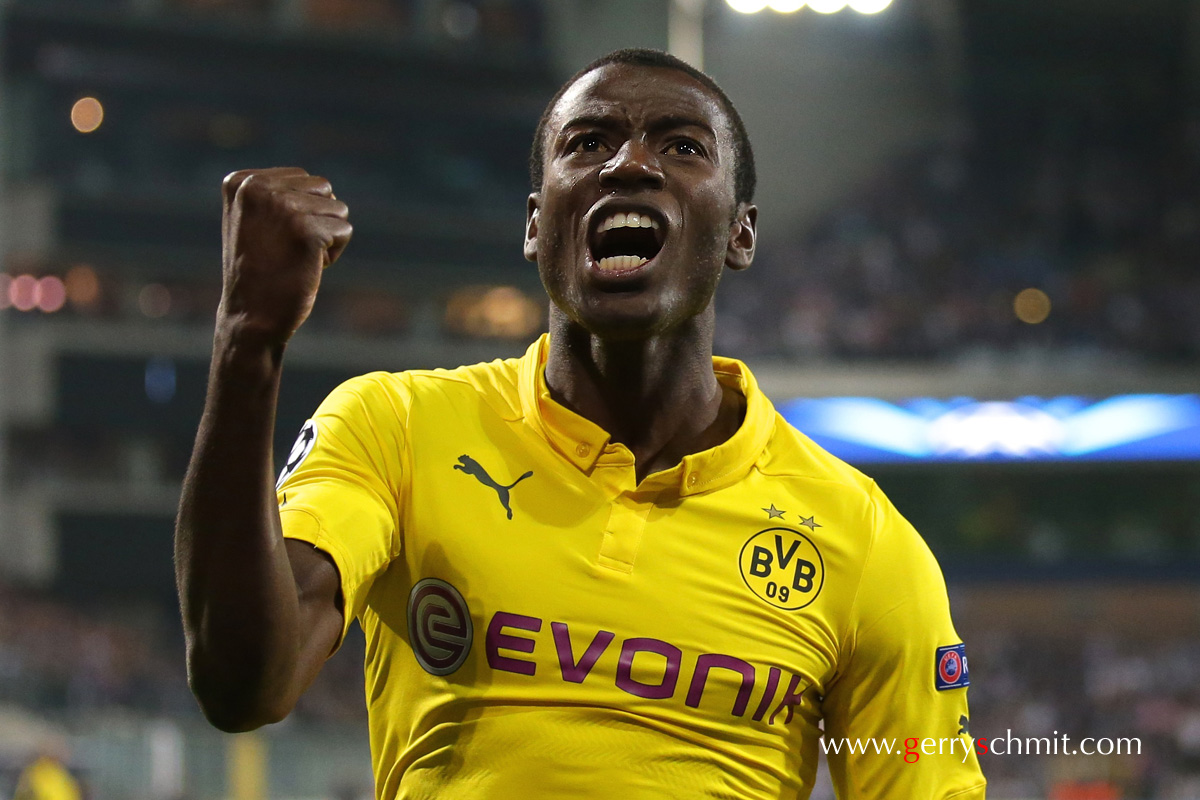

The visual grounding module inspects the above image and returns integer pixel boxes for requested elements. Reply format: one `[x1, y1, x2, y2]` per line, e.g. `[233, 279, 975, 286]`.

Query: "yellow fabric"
[278, 333, 986, 799]
[14, 757, 82, 800]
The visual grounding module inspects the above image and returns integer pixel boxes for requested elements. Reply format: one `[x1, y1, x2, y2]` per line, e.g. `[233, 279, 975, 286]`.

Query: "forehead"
[549, 63, 732, 140]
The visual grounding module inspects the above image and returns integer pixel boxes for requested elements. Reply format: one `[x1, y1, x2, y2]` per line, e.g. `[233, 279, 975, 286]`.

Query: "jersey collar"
[517, 334, 775, 496]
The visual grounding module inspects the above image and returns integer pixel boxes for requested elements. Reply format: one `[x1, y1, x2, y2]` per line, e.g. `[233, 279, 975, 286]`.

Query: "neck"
[543, 306, 743, 481]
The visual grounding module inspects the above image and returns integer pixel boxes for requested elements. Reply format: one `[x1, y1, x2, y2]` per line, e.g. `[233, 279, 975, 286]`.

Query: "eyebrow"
[558, 114, 621, 135]
[647, 115, 717, 140]
[557, 113, 717, 140]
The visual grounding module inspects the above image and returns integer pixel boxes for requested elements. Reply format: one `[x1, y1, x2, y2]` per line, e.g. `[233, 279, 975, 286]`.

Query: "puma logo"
[453, 455, 533, 520]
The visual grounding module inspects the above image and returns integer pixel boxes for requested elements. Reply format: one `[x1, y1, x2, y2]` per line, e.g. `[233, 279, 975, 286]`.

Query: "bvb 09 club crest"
[739, 527, 825, 610]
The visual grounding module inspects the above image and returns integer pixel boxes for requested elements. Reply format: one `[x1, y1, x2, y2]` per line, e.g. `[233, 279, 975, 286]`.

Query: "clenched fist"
[219, 167, 352, 345]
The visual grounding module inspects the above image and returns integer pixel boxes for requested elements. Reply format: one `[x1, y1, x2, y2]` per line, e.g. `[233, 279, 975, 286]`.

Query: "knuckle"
[222, 170, 250, 198]
[236, 174, 267, 207]
[238, 172, 264, 193]
[223, 168, 264, 192]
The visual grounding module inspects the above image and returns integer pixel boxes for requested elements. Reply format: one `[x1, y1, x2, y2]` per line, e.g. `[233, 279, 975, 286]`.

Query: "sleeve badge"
[277, 419, 318, 489]
[935, 643, 970, 691]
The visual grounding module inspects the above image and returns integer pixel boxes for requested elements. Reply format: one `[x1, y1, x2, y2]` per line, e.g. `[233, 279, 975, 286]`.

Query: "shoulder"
[400, 354, 525, 420]
[758, 414, 879, 509]
[317, 355, 525, 425]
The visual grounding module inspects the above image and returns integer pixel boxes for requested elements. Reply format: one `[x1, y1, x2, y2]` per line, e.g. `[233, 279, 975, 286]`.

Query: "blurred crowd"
[966, 632, 1200, 799]
[0, 585, 365, 726]
[17, 118, 1200, 360]
[8, 3, 1200, 369]
[716, 118, 1200, 362]
[0, 587, 188, 718]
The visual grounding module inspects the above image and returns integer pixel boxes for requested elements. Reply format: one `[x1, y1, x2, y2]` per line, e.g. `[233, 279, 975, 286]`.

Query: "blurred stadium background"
[0, 0, 1198, 797]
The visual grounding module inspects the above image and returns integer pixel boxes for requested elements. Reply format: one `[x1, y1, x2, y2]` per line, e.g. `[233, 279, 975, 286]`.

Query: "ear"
[524, 193, 540, 263]
[725, 203, 757, 271]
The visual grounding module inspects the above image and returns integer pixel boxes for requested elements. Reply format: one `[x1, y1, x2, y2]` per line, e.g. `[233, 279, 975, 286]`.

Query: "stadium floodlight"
[768, 0, 807, 11]
[726, 0, 769, 12]
[807, 0, 848, 12]
[848, 0, 893, 12]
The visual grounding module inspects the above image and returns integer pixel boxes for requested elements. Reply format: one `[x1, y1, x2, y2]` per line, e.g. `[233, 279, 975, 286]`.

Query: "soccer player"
[176, 49, 986, 799]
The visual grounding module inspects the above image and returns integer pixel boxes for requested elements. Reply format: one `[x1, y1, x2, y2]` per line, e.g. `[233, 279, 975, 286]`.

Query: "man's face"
[525, 63, 756, 340]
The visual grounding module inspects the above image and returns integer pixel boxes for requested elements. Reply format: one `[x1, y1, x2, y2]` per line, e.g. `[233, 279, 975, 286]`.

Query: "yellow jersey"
[277, 334, 986, 799]
[14, 757, 82, 800]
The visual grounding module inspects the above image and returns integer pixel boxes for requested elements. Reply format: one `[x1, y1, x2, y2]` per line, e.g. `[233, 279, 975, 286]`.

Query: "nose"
[598, 137, 665, 191]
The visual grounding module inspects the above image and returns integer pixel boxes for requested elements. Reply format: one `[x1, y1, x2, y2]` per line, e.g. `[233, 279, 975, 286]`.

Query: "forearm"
[175, 322, 301, 730]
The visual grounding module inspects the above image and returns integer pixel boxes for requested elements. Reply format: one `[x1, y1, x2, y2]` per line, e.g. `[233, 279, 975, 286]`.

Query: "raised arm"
[175, 168, 352, 732]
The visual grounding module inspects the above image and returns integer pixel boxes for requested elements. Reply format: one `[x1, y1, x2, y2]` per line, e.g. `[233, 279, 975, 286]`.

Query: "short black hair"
[529, 48, 757, 206]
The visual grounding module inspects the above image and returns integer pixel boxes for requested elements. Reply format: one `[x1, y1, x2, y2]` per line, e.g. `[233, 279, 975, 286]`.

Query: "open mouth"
[589, 210, 665, 272]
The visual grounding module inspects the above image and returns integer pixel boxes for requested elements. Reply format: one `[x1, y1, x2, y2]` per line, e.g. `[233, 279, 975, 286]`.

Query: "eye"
[665, 139, 705, 157]
[567, 134, 610, 154]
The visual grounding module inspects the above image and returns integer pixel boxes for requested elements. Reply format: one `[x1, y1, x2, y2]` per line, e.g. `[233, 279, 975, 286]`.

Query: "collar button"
[686, 473, 699, 488]
[576, 442, 591, 458]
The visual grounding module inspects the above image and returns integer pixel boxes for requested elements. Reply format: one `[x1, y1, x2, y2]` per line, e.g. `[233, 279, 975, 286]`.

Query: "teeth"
[597, 255, 649, 271]
[599, 212, 660, 232]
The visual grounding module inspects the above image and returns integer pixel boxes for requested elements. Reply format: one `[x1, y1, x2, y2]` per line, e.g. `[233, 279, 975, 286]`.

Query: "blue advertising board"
[777, 395, 1200, 463]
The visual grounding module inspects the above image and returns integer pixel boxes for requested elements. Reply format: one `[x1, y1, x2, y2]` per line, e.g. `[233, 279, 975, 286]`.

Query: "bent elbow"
[199, 703, 268, 734]
[195, 697, 282, 733]
[188, 660, 295, 733]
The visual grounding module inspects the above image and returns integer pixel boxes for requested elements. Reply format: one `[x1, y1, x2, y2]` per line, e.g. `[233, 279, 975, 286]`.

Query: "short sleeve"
[821, 484, 986, 799]
[276, 373, 407, 646]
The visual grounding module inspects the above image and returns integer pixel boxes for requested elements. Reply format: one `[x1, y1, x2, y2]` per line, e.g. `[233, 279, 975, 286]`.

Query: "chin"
[579, 319, 665, 342]
[560, 299, 692, 342]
